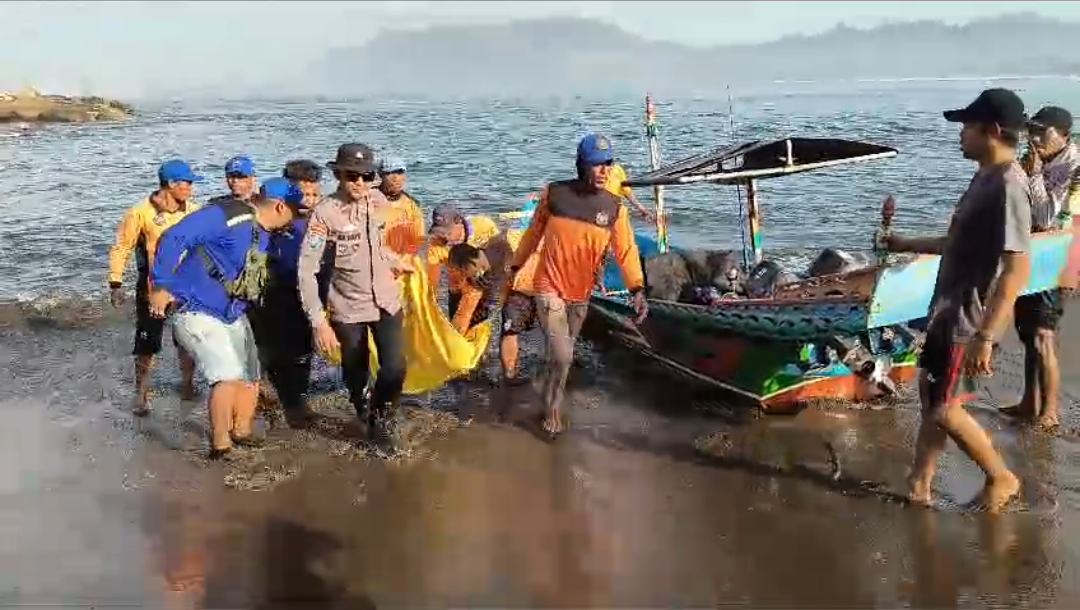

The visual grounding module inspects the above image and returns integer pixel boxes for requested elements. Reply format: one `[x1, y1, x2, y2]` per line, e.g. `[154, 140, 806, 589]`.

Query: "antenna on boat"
[727, 86, 750, 271]
[644, 93, 669, 253]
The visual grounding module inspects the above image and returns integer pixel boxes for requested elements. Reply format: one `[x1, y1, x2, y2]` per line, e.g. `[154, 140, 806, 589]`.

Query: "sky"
[2, 0, 1078, 99]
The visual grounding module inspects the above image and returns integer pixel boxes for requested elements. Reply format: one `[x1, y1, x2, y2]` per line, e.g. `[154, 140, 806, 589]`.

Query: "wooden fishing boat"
[575, 95, 1075, 414]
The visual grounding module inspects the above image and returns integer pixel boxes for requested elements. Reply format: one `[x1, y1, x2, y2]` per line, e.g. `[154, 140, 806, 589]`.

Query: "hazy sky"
[2, 0, 1078, 98]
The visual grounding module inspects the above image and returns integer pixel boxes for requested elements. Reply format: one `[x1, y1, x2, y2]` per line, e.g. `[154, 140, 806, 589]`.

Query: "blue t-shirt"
[151, 200, 269, 323]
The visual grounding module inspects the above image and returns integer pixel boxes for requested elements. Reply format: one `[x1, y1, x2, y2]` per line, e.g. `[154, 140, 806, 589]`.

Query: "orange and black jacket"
[107, 195, 199, 294]
[511, 179, 644, 303]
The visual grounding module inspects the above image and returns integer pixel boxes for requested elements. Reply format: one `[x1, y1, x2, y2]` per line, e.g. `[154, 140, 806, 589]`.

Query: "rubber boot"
[369, 399, 405, 456]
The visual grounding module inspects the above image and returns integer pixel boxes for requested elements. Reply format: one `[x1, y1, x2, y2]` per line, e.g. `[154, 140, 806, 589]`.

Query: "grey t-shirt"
[928, 161, 1032, 341]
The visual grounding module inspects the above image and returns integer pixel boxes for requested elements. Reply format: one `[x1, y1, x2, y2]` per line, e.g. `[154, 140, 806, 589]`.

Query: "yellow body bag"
[324, 255, 492, 394]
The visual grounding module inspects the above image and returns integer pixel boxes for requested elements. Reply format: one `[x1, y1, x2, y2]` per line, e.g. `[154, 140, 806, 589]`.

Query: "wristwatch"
[974, 331, 994, 344]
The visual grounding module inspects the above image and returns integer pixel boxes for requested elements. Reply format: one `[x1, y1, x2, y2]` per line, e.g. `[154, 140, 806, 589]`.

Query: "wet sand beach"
[2, 295, 1080, 609]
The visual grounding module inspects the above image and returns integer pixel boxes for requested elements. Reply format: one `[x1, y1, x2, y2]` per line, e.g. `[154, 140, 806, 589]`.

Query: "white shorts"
[172, 311, 260, 385]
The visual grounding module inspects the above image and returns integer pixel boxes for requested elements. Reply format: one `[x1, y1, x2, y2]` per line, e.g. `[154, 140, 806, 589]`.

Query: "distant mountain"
[312, 13, 1080, 97]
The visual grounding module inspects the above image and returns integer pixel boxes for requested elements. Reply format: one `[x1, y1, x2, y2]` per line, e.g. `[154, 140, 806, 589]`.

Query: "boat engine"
[743, 260, 797, 299]
[808, 247, 871, 278]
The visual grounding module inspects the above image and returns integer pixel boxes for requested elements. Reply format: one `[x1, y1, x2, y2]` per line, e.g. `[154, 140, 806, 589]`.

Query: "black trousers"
[249, 283, 314, 413]
[331, 309, 407, 421]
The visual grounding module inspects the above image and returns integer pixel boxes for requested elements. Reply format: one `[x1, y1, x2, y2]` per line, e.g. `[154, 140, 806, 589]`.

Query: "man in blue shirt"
[252, 159, 325, 428]
[149, 176, 306, 460]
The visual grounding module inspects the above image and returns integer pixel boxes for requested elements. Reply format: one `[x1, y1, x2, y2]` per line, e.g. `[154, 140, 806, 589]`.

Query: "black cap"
[327, 143, 378, 174]
[1029, 106, 1073, 134]
[943, 88, 1027, 131]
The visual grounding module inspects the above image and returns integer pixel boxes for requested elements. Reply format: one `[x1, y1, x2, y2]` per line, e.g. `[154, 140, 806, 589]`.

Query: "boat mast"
[644, 93, 668, 253]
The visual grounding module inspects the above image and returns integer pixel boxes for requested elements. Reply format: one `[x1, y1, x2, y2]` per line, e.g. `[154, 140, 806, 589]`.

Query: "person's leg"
[535, 295, 577, 434]
[912, 332, 1018, 511]
[1034, 289, 1064, 428]
[332, 321, 373, 425]
[261, 289, 315, 427]
[1006, 295, 1039, 419]
[369, 309, 408, 452]
[172, 312, 249, 458]
[908, 371, 950, 504]
[228, 316, 263, 444]
[132, 292, 167, 415]
[498, 292, 536, 383]
[176, 341, 197, 400]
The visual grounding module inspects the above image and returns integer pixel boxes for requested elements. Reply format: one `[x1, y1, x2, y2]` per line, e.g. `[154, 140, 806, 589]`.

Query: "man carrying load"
[298, 143, 414, 455]
[377, 156, 426, 256]
[509, 133, 649, 436]
[446, 228, 543, 385]
[107, 159, 201, 416]
[148, 177, 306, 460]
[425, 204, 501, 328]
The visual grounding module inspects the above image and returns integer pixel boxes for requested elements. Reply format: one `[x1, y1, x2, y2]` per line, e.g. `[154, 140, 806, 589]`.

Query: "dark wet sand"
[4, 300, 1080, 608]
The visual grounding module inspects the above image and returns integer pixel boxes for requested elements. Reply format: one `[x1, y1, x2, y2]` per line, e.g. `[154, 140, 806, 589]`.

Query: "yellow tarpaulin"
[325, 255, 492, 394]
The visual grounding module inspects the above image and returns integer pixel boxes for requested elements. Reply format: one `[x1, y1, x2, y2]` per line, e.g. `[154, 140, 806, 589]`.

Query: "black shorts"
[448, 290, 491, 330]
[500, 291, 539, 337]
[133, 292, 177, 357]
[1014, 289, 1063, 338]
[917, 323, 978, 414]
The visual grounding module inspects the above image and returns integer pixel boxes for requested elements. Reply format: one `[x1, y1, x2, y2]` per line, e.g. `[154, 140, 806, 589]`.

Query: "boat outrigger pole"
[644, 94, 669, 253]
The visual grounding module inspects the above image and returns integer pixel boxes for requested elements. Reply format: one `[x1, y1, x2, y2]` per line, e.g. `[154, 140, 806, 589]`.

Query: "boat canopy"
[623, 138, 898, 187]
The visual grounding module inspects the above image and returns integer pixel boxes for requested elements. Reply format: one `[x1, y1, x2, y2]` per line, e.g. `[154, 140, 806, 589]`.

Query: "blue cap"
[225, 155, 255, 177]
[380, 156, 407, 173]
[576, 133, 614, 165]
[158, 159, 204, 184]
[259, 177, 305, 207]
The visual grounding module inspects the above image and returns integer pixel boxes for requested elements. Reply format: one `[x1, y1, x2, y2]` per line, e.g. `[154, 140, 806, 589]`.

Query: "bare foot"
[132, 393, 151, 417]
[1035, 415, 1059, 431]
[906, 474, 933, 506]
[979, 471, 1021, 514]
[541, 407, 564, 438]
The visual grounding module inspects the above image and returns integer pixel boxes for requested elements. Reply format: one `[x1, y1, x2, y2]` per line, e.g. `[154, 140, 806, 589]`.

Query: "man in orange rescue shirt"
[510, 134, 648, 436]
[446, 229, 543, 384]
[377, 156, 426, 256]
[426, 204, 501, 326]
[107, 159, 200, 415]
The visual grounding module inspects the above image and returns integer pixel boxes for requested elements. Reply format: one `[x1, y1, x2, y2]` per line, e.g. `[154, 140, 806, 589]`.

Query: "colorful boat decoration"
[575, 94, 1075, 413]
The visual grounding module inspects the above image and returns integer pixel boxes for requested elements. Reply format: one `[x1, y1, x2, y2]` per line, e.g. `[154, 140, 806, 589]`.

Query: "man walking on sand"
[107, 160, 200, 415]
[883, 88, 1032, 512]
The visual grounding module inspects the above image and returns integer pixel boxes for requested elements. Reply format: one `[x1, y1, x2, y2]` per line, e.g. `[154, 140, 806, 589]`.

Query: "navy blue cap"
[225, 155, 255, 177]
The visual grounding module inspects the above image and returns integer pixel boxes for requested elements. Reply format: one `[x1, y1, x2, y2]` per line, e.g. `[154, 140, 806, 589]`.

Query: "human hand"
[109, 285, 125, 309]
[148, 289, 174, 318]
[963, 335, 994, 377]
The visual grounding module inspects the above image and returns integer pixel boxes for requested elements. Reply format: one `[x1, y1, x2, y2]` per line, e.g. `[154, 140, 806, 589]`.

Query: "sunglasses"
[342, 171, 377, 183]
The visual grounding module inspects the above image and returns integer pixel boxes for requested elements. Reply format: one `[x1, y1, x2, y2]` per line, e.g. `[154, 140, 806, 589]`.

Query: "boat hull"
[587, 291, 919, 414]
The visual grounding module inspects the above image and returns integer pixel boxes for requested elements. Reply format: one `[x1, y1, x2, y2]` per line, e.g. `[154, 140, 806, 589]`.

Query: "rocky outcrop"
[0, 87, 134, 124]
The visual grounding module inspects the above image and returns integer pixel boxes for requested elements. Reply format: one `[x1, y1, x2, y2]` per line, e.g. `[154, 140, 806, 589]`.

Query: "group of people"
[106, 87, 1077, 513]
[107, 134, 649, 460]
[883, 89, 1078, 512]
